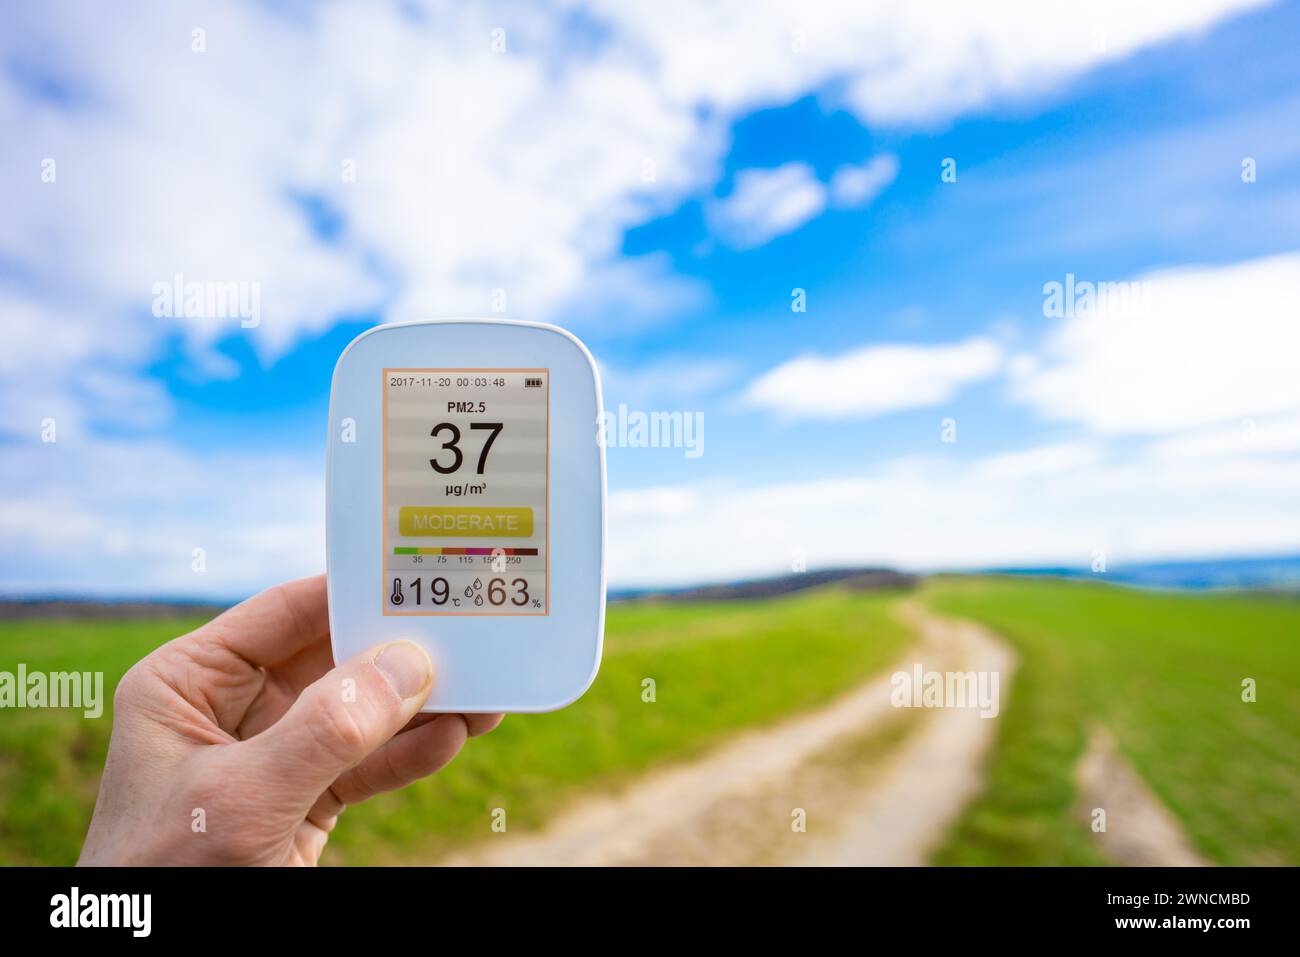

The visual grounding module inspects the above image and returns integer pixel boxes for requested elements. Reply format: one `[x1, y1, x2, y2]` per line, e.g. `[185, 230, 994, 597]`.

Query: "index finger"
[192, 574, 331, 669]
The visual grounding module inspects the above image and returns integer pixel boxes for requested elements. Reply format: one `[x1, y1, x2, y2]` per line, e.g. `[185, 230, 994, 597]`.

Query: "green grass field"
[0, 616, 212, 866]
[2, 578, 1297, 866]
[922, 577, 1300, 866]
[0, 588, 911, 865]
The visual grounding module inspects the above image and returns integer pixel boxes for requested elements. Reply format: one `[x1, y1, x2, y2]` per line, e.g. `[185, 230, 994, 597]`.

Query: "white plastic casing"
[326, 319, 605, 712]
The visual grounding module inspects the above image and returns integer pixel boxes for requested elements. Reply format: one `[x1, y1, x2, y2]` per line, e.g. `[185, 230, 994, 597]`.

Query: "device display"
[383, 369, 548, 616]
[329, 319, 602, 711]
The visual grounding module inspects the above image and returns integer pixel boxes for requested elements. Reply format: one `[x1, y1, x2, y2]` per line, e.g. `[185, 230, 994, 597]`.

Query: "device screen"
[383, 369, 548, 615]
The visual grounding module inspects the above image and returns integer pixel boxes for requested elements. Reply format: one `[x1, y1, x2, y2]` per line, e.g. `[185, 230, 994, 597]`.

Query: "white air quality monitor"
[326, 319, 606, 712]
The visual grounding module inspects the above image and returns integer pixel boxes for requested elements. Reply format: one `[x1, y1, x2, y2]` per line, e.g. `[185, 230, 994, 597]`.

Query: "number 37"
[429, 422, 502, 474]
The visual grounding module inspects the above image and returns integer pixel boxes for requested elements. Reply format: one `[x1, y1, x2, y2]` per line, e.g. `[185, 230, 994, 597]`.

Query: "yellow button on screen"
[399, 506, 534, 537]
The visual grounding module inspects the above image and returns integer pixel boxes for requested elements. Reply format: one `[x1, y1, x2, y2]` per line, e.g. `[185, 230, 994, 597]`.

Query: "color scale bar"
[394, 547, 539, 556]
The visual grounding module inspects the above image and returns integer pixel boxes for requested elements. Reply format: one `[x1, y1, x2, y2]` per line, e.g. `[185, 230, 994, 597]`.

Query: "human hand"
[79, 574, 502, 865]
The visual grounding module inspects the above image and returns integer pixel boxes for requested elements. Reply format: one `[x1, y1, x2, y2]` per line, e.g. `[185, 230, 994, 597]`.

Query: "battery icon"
[525, 377, 543, 388]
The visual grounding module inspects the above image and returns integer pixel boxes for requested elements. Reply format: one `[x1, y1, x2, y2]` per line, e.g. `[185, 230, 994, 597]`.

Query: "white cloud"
[609, 487, 701, 517]
[600, 357, 738, 407]
[1146, 413, 1300, 460]
[0, 437, 324, 598]
[709, 163, 827, 248]
[973, 440, 1102, 481]
[0, 286, 165, 441]
[594, 0, 1271, 125]
[744, 337, 1003, 419]
[564, 254, 710, 332]
[4, 0, 1264, 365]
[829, 154, 899, 208]
[608, 448, 1300, 587]
[707, 155, 898, 247]
[1013, 252, 1300, 434]
[708, 153, 897, 249]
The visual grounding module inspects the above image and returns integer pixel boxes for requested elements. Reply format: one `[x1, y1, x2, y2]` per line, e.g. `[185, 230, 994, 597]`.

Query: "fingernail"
[374, 641, 434, 700]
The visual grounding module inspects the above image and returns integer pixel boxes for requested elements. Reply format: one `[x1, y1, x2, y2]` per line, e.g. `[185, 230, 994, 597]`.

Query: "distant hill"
[2, 554, 1294, 619]
[610, 567, 917, 603]
[976, 553, 1300, 592]
[0, 599, 229, 621]
[0, 568, 915, 619]
[0, 569, 911, 619]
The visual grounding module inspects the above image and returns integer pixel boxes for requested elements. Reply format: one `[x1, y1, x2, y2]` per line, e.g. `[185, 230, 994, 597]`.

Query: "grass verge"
[923, 577, 1300, 866]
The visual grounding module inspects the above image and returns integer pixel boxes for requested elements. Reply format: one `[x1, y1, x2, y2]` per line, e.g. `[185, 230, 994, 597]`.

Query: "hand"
[78, 574, 502, 865]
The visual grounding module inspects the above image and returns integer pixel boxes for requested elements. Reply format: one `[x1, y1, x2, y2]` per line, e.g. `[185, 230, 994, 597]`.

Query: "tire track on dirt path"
[440, 600, 1014, 866]
[790, 602, 1015, 865]
[1074, 727, 1210, 866]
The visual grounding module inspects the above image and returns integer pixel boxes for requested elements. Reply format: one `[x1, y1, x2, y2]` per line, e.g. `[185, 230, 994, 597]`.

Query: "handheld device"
[326, 319, 605, 712]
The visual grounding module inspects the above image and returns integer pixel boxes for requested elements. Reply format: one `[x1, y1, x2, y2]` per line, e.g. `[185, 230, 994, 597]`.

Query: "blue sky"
[2, 0, 1299, 597]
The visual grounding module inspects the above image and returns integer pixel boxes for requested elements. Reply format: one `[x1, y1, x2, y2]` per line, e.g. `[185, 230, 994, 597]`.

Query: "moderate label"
[383, 369, 548, 615]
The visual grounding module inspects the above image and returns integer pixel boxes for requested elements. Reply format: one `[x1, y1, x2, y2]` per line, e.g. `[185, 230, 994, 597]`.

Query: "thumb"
[244, 640, 435, 804]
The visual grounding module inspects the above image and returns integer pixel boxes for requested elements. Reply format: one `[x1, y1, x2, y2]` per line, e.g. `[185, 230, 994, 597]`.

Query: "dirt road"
[442, 601, 1015, 866]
